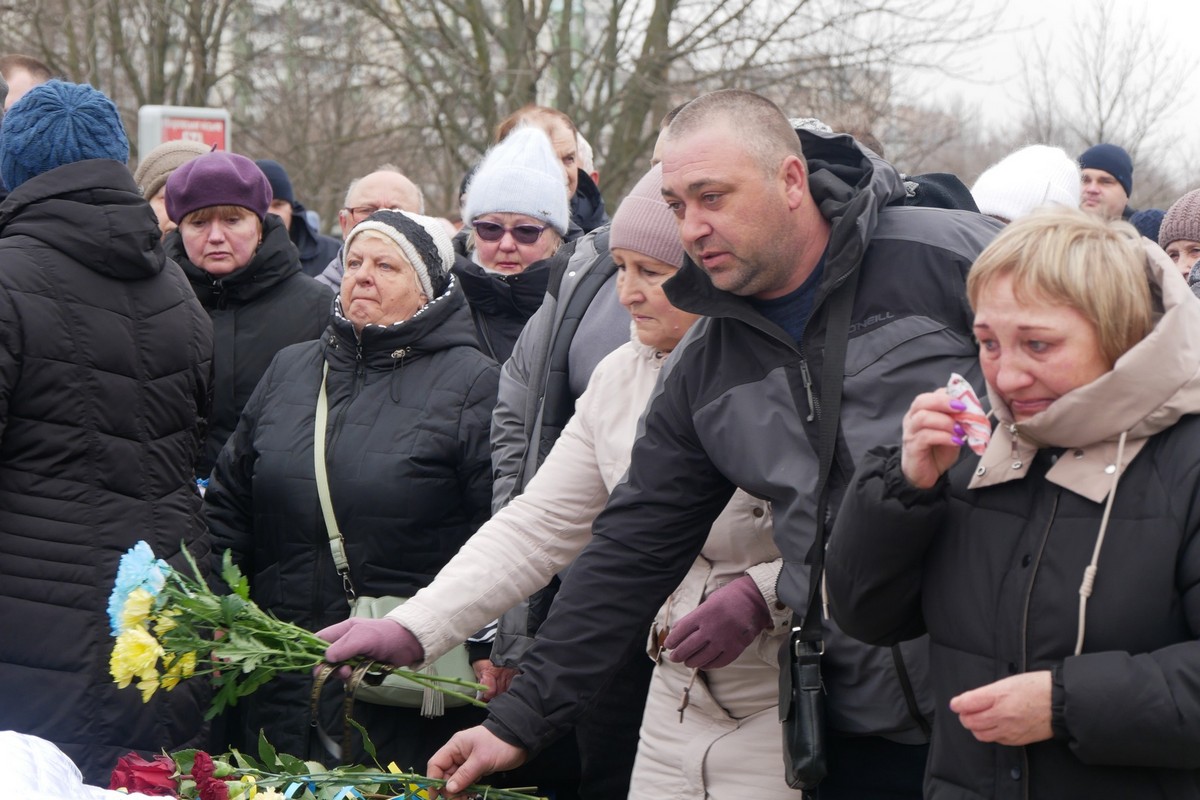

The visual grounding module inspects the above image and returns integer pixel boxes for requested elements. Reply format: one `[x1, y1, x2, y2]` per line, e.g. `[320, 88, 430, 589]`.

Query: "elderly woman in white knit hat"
[320, 165, 794, 800]
[205, 209, 499, 769]
[1160, 188, 1200, 281]
[455, 125, 572, 362]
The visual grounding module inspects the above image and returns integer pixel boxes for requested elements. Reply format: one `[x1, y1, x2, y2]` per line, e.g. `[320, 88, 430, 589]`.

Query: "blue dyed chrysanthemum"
[107, 541, 171, 636]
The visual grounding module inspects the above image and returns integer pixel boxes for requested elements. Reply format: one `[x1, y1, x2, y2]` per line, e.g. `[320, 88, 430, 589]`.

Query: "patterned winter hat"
[0, 80, 129, 190]
[1160, 189, 1200, 249]
[344, 209, 456, 299]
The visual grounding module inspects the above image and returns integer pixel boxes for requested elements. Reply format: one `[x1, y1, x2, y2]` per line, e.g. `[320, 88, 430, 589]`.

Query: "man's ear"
[781, 155, 808, 210]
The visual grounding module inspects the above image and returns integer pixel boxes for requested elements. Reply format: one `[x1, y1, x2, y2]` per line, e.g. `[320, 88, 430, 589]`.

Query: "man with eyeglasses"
[315, 164, 425, 289]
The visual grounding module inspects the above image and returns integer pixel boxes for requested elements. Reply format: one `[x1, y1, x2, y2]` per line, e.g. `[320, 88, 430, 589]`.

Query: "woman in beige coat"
[319, 164, 794, 799]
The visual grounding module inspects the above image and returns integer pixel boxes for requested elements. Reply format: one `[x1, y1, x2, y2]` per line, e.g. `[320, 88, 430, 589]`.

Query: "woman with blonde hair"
[827, 208, 1200, 798]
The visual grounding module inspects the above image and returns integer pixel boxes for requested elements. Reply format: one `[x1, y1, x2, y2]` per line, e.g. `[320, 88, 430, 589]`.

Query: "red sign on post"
[161, 117, 226, 150]
[138, 105, 231, 157]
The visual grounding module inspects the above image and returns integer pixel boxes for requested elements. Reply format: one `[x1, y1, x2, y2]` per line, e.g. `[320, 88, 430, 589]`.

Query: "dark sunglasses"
[472, 220, 547, 245]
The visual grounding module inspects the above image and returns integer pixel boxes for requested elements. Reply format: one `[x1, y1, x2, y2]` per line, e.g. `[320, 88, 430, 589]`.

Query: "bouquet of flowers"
[107, 541, 485, 718]
[109, 731, 545, 800]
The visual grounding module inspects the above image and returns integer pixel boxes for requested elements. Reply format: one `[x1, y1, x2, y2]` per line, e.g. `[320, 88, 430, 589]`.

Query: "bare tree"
[346, 0, 1000, 210]
[1017, 0, 1189, 208]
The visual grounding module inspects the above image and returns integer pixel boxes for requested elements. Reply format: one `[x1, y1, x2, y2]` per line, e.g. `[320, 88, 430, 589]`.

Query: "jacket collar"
[325, 273, 483, 369]
[970, 243, 1200, 502]
[168, 215, 301, 305]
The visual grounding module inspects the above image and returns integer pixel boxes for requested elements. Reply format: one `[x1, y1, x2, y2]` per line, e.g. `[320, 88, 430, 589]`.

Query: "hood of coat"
[0, 159, 165, 281]
[664, 127, 906, 322]
[971, 242, 1200, 501]
[451, 248, 552, 321]
[325, 272, 484, 369]
[569, 168, 609, 234]
[165, 213, 302, 305]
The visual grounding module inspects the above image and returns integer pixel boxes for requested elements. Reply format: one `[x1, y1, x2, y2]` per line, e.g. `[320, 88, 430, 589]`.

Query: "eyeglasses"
[472, 220, 548, 245]
[342, 205, 384, 224]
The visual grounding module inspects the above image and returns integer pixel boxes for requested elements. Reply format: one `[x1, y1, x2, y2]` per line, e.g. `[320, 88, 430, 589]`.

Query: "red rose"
[109, 752, 178, 796]
[197, 777, 230, 800]
[191, 750, 215, 782]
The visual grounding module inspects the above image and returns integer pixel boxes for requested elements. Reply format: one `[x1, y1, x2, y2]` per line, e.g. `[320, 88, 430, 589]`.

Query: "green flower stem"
[235, 767, 544, 800]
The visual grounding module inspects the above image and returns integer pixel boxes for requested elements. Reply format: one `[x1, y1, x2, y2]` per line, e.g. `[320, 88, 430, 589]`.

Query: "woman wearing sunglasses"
[456, 126, 571, 362]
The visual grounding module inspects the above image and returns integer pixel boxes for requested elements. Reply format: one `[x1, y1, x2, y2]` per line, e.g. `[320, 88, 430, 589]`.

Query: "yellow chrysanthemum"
[161, 651, 197, 690]
[137, 672, 159, 702]
[119, 588, 154, 632]
[154, 608, 179, 635]
[110, 627, 164, 688]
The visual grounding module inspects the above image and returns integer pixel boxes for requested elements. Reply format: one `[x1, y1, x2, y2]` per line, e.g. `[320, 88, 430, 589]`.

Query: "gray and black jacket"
[487, 226, 629, 667]
[481, 129, 1001, 754]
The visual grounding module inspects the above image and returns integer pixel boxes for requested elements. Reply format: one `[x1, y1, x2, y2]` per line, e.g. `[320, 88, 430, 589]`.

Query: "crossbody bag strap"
[798, 273, 857, 643]
[314, 362, 356, 602]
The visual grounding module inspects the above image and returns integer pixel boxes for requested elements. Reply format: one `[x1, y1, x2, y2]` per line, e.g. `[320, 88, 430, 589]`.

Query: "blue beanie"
[1129, 208, 1165, 243]
[255, 159, 295, 205]
[1078, 143, 1133, 198]
[0, 80, 129, 190]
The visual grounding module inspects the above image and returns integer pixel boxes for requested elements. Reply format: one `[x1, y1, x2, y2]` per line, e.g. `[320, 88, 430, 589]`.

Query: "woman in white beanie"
[455, 125, 572, 362]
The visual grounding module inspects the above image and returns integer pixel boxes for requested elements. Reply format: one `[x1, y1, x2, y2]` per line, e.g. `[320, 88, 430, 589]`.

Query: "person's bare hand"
[949, 671, 1053, 746]
[471, 660, 519, 701]
[427, 726, 527, 796]
[901, 388, 965, 489]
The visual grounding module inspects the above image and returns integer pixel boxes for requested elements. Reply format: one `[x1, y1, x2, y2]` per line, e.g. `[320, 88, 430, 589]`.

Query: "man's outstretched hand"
[315, 617, 424, 680]
[428, 725, 527, 796]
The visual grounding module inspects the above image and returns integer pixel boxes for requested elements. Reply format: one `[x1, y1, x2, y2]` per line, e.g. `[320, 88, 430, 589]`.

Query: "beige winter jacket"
[390, 330, 793, 799]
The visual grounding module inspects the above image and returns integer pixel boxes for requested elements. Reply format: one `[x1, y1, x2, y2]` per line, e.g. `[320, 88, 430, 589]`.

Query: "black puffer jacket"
[165, 215, 333, 477]
[204, 276, 498, 760]
[0, 159, 213, 784]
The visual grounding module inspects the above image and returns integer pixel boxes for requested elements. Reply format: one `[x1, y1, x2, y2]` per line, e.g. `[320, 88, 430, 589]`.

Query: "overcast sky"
[898, 0, 1200, 175]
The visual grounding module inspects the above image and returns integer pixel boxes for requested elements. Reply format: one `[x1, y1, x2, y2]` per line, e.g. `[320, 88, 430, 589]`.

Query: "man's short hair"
[966, 208, 1151, 366]
[496, 105, 576, 143]
[0, 54, 53, 82]
[665, 90, 804, 176]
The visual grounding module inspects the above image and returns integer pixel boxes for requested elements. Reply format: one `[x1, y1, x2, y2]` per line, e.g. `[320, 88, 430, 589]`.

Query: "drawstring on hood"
[1075, 429, 1126, 655]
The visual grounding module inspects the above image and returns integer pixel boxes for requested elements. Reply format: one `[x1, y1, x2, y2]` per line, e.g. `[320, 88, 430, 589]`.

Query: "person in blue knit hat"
[0, 78, 128, 190]
[1079, 142, 1135, 221]
[0, 79, 214, 783]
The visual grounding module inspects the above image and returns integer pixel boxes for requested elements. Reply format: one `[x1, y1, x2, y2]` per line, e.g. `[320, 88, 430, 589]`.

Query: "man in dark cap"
[256, 158, 341, 277]
[1079, 143, 1135, 221]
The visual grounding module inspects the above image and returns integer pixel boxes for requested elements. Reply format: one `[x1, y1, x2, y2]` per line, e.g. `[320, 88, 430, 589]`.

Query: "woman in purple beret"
[163, 150, 334, 479]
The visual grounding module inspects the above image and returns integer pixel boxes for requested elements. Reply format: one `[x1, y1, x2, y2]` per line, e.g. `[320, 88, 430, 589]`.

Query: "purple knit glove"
[316, 618, 424, 680]
[663, 575, 772, 669]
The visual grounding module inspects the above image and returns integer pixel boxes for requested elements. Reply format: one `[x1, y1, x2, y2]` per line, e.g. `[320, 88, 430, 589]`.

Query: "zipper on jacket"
[1017, 486, 1058, 800]
[212, 278, 227, 310]
[799, 359, 818, 422]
